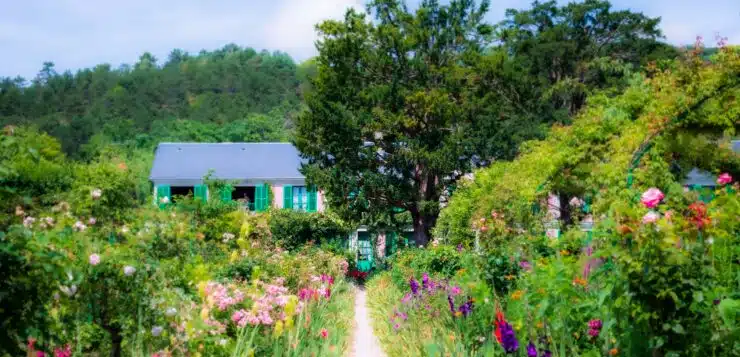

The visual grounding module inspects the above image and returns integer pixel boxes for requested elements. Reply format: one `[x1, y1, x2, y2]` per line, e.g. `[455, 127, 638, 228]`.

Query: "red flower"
[493, 308, 506, 343]
[688, 202, 711, 229]
[320, 328, 328, 339]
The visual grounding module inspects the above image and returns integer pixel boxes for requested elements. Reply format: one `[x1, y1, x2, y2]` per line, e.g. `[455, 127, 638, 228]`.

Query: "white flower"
[89, 253, 101, 266]
[44, 217, 54, 225]
[60, 284, 77, 297]
[23, 216, 36, 228]
[221, 232, 235, 243]
[120, 226, 130, 234]
[160, 196, 170, 204]
[478, 336, 486, 342]
[165, 307, 177, 317]
[706, 238, 714, 245]
[91, 188, 102, 200]
[151, 326, 164, 337]
[73, 221, 87, 232]
[123, 266, 136, 276]
[88, 217, 97, 225]
[218, 339, 228, 346]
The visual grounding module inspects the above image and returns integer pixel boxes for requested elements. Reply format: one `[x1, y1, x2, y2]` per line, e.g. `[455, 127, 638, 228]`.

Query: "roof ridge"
[158, 142, 293, 145]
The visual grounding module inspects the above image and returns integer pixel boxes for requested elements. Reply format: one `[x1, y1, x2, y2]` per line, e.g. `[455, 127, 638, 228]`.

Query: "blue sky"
[2, 0, 739, 79]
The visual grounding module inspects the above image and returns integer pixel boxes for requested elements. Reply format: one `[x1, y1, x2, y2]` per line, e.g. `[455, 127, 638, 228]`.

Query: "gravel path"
[350, 287, 387, 357]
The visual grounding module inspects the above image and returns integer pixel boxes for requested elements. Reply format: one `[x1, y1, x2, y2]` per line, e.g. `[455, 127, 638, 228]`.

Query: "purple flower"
[519, 260, 532, 271]
[421, 273, 430, 290]
[527, 342, 537, 357]
[499, 321, 519, 353]
[457, 244, 463, 252]
[450, 286, 462, 296]
[409, 277, 420, 295]
[447, 295, 456, 313]
[588, 328, 600, 337]
[541, 350, 552, 357]
[458, 298, 473, 317]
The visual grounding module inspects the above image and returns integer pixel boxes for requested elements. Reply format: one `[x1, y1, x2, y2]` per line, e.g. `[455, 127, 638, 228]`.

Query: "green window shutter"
[156, 185, 171, 209]
[283, 185, 293, 209]
[255, 185, 264, 211]
[194, 184, 208, 202]
[307, 185, 318, 212]
[220, 185, 233, 202]
[265, 183, 271, 209]
[385, 232, 397, 256]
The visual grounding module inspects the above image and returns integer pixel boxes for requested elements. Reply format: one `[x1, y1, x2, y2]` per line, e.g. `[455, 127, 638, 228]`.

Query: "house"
[149, 143, 322, 211]
[149, 142, 409, 271]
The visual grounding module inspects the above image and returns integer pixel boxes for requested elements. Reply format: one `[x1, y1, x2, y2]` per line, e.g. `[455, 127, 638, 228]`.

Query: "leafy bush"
[269, 210, 351, 251]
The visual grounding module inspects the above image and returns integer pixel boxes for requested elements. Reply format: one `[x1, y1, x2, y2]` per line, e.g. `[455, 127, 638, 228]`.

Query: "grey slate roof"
[149, 143, 304, 181]
[683, 140, 739, 186]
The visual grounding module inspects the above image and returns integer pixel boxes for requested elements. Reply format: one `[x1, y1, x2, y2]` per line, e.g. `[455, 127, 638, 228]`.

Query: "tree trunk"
[558, 192, 573, 227]
[411, 210, 437, 247]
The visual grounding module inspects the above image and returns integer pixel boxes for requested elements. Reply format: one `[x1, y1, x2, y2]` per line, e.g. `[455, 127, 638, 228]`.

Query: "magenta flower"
[401, 293, 412, 304]
[421, 273, 430, 290]
[717, 173, 733, 185]
[89, 254, 101, 266]
[53, 345, 72, 357]
[640, 188, 664, 208]
[450, 286, 462, 296]
[519, 261, 532, 272]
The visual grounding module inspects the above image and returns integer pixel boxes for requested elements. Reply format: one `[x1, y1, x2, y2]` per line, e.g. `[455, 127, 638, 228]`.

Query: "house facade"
[149, 142, 408, 271]
[149, 143, 324, 212]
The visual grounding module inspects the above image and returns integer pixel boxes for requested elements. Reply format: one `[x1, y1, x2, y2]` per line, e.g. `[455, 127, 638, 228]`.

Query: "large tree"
[295, 0, 496, 245]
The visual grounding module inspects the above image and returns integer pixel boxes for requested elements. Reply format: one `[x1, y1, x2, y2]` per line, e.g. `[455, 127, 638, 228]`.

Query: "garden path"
[350, 287, 386, 357]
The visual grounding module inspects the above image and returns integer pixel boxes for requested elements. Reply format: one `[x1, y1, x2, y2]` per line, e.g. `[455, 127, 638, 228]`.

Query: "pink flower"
[480, 226, 488, 232]
[450, 286, 462, 296]
[53, 345, 72, 357]
[37, 352, 46, 357]
[640, 188, 664, 208]
[717, 173, 732, 185]
[88, 217, 96, 225]
[664, 210, 673, 221]
[642, 211, 660, 224]
[89, 254, 101, 266]
[320, 328, 328, 339]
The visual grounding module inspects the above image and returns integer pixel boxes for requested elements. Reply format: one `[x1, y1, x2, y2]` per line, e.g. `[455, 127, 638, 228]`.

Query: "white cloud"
[265, 0, 363, 60]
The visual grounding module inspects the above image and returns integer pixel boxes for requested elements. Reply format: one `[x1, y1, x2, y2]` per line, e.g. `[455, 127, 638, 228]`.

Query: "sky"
[1, 0, 739, 79]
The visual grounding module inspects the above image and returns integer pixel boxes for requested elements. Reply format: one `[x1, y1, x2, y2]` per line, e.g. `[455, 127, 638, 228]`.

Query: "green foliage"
[268, 210, 351, 251]
[0, 45, 300, 157]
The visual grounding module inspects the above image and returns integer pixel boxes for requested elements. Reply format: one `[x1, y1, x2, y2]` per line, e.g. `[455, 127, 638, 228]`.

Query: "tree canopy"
[295, 0, 678, 245]
[0, 45, 305, 156]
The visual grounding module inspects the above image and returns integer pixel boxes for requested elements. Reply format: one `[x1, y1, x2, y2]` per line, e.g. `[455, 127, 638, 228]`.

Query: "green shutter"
[385, 232, 398, 256]
[255, 184, 270, 212]
[220, 185, 233, 202]
[283, 185, 293, 209]
[194, 184, 208, 202]
[307, 185, 318, 212]
[156, 185, 171, 209]
[255, 185, 264, 211]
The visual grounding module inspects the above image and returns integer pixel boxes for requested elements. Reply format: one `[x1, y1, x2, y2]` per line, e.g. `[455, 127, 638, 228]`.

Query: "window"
[293, 186, 307, 211]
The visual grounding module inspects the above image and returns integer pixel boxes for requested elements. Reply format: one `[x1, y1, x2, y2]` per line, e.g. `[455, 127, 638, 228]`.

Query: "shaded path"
[350, 287, 386, 357]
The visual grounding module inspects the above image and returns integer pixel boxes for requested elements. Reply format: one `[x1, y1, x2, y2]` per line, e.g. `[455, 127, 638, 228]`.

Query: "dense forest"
[0, 45, 313, 157]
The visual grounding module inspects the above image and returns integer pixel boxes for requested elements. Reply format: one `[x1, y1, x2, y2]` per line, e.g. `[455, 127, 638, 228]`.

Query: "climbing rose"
[717, 173, 732, 185]
[527, 342, 537, 357]
[53, 345, 72, 357]
[89, 254, 101, 266]
[641, 188, 664, 208]
[642, 211, 660, 224]
[91, 188, 102, 199]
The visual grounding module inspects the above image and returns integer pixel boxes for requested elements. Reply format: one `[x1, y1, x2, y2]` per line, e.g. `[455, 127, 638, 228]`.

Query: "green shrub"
[269, 210, 350, 251]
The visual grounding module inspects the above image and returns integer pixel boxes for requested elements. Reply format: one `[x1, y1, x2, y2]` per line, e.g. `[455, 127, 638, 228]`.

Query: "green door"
[357, 232, 373, 272]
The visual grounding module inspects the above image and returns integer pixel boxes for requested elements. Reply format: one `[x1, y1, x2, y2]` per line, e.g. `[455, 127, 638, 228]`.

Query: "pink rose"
[640, 188, 664, 208]
[642, 211, 660, 224]
[717, 173, 732, 185]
